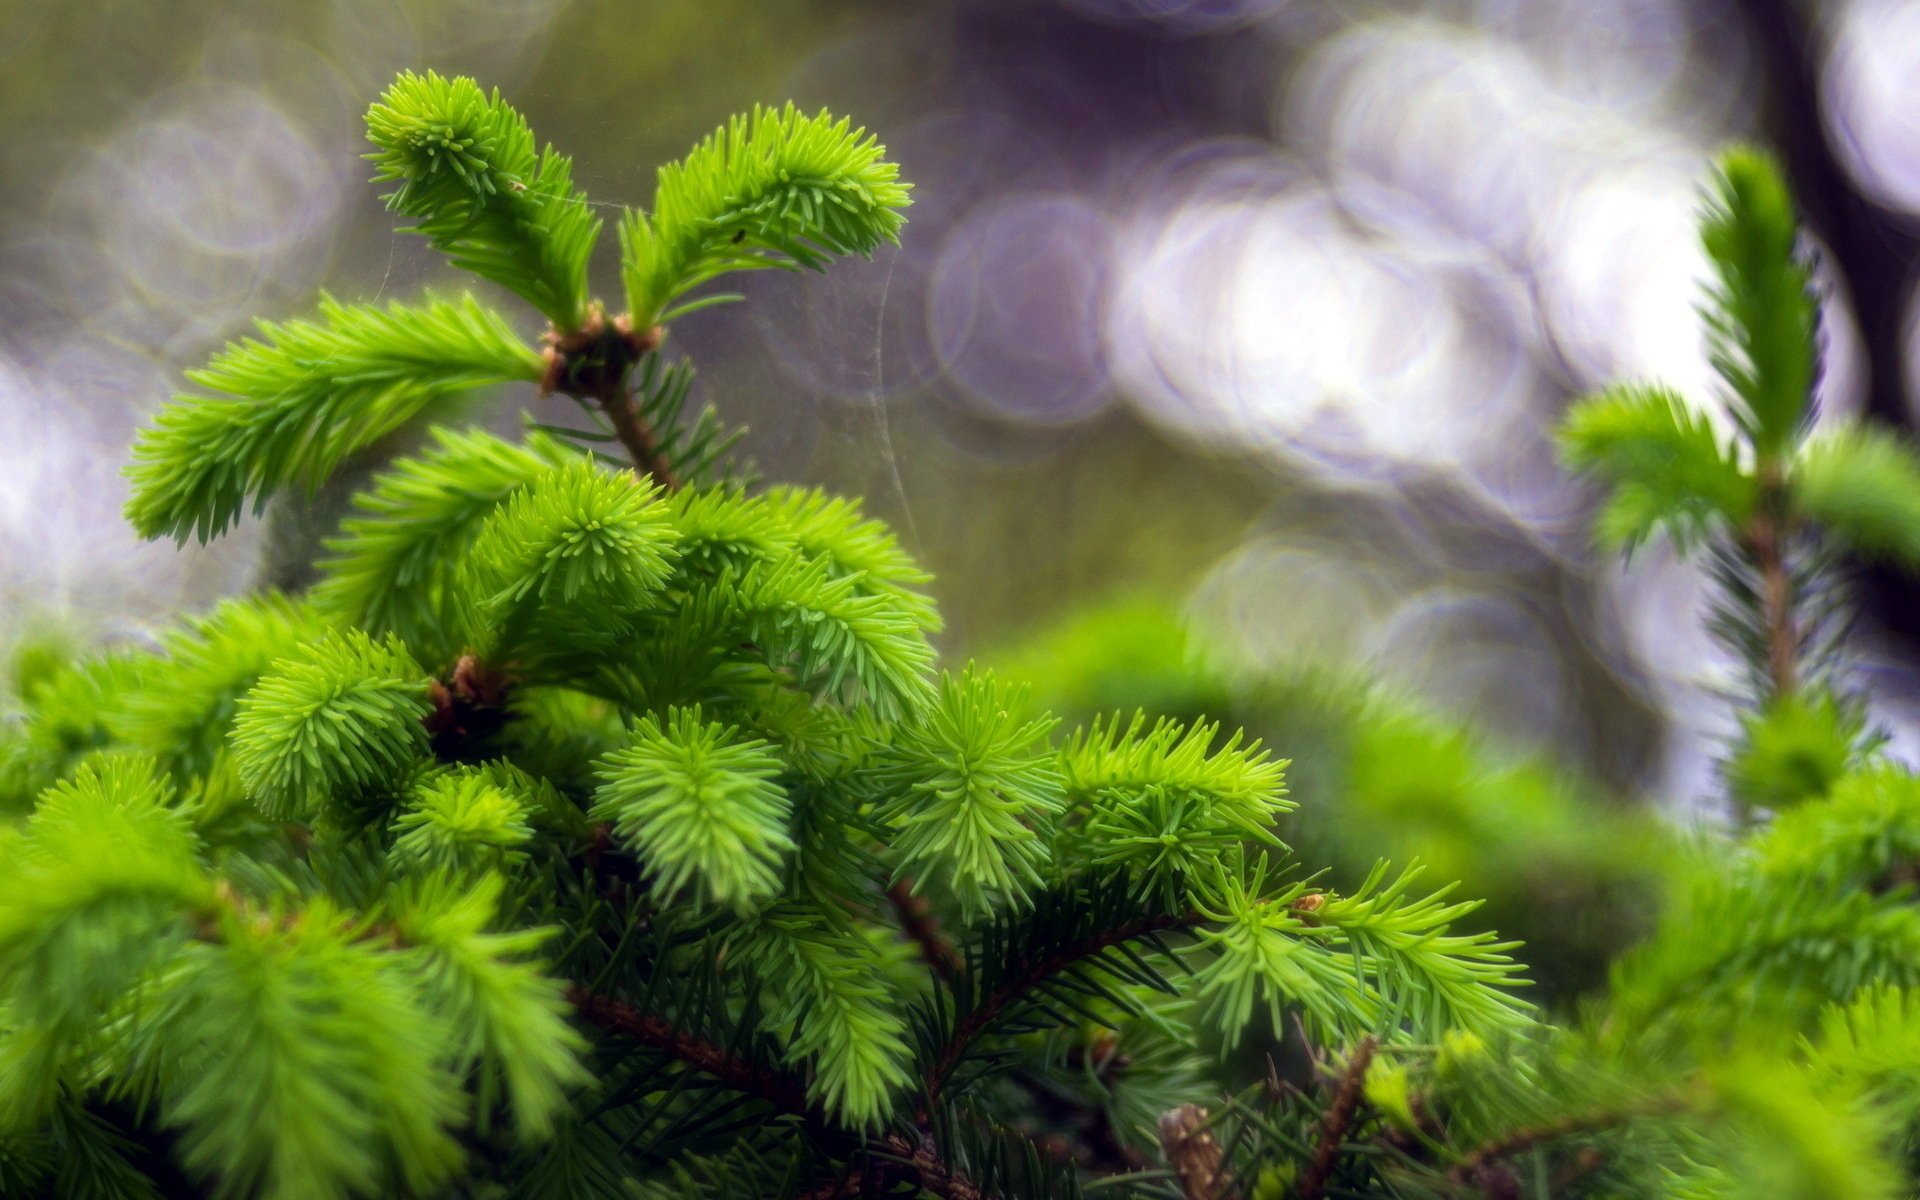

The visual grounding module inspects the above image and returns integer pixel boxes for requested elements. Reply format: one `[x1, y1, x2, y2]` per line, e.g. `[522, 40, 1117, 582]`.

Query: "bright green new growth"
[591, 707, 793, 913]
[1559, 383, 1753, 550]
[875, 667, 1065, 917]
[127, 295, 542, 543]
[230, 630, 431, 820]
[1560, 146, 1920, 812]
[1699, 147, 1820, 457]
[23, 73, 1920, 1200]
[620, 103, 912, 328]
[0, 72, 1531, 1200]
[366, 72, 600, 330]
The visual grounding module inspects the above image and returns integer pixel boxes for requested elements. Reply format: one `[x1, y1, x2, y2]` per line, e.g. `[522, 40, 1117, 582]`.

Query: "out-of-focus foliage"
[994, 595, 1670, 1001]
[979, 149, 1920, 1199]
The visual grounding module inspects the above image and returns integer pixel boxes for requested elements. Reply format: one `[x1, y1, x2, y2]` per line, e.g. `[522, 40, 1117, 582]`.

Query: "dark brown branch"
[924, 910, 1201, 1099]
[887, 878, 963, 983]
[565, 985, 810, 1117]
[883, 1133, 987, 1200]
[1297, 1036, 1378, 1200]
[794, 1134, 986, 1200]
[540, 309, 678, 490]
[1446, 1094, 1688, 1185]
[572, 987, 991, 1199]
[599, 386, 679, 492]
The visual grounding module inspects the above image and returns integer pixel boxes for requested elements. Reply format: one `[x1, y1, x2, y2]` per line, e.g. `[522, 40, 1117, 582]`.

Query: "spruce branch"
[366, 72, 599, 329]
[1745, 460, 1801, 700]
[887, 877, 964, 983]
[874, 1132, 988, 1200]
[925, 905, 1202, 1098]
[563, 986, 812, 1118]
[1297, 1036, 1377, 1200]
[538, 307, 681, 491]
[63, 69, 1567, 1199]
[1445, 1093, 1689, 1186]
[620, 104, 912, 329]
[126, 294, 541, 543]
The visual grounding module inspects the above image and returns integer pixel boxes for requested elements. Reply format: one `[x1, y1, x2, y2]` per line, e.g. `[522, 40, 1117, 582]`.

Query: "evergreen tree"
[0, 73, 1525, 1199]
[9, 71, 1920, 1199]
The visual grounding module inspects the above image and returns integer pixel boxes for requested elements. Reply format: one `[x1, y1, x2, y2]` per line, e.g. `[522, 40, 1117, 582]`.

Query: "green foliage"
[391, 768, 537, 878]
[470, 460, 679, 626]
[875, 668, 1063, 916]
[706, 553, 938, 717]
[1558, 384, 1753, 550]
[1190, 856, 1528, 1047]
[312, 427, 578, 663]
[0, 648, 152, 815]
[620, 104, 911, 328]
[977, 148, 1920, 1198]
[165, 901, 467, 1200]
[590, 708, 792, 914]
[734, 905, 915, 1126]
[127, 295, 542, 543]
[1559, 146, 1886, 818]
[366, 72, 599, 329]
[1060, 712, 1289, 889]
[1699, 147, 1820, 456]
[1725, 690, 1865, 812]
[113, 593, 324, 805]
[49, 70, 1920, 1200]
[230, 631, 430, 819]
[387, 874, 589, 1138]
[1793, 423, 1920, 566]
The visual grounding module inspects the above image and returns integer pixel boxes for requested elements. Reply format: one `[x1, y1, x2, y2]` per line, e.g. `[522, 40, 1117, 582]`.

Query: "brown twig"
[924, 910, 1202, 1099]
[565, 986, 811, 1117]
[571, 987, 992, 1200]
[792, 1133, 987, 1200]
[887, 878, 964, 983]
[599, 385, 679, 491]
[1297, 1036, 1378, 1200]
[885, 1132, 987, 1200]
[540, 309, 678, 490]
[1745, 463, 1799, 701]
[1446, 1094, 1688, 1186]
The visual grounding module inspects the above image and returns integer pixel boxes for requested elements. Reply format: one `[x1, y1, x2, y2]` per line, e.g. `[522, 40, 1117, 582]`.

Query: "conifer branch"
[794, 1134, 986, 1200]
[563, 986, 811, 1117]
[926, 909, 1201, 1097]
[56, 70, 1564, 1198]
[1297, 1036, 1377, 1200]
[890, 1133, 988, 1200]
[887, 878, 963, 983]
[1445, 1094, 1689, 1186]
[1746, 462, 1800, 700]
[568, 988, 992, 1200]
[539, 309, 680, 491]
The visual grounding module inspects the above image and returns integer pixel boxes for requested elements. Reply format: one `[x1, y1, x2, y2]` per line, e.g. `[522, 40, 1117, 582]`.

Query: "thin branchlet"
[1297, 1036, 1377, 1200]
